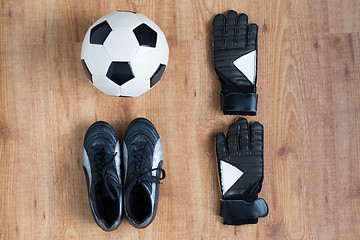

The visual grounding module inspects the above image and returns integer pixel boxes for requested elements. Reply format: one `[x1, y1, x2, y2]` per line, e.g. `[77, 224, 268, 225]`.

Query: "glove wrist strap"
[220, 198, 268, 225]
[220, 92, 258, 115]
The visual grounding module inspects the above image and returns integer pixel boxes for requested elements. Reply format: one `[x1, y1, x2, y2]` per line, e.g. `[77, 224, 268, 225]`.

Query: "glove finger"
[236, 117, 250, 152]
[227, 120, 239, 154]
[225, 10, 237, 47]
[236, 13, 248, 48]
[250, 121, 263, 152]
[213, 14, 225, 49]
[247, 23, 258, 47]
[216, 132, 229, 161]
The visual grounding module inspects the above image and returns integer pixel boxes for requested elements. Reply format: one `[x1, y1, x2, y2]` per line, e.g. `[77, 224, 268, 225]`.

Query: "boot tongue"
[92, 177, 119, 201]
[139, 181, 152, 196]
[126, 179, 152, 197]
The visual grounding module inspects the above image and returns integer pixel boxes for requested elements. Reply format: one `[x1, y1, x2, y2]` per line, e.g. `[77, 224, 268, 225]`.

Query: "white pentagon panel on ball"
[107, 11, 142, 30]
[155, 32, 169, 65]
[84, 44, 111, 76]
[103, 30, 139, 61]
[92, 75, 121, 96]
[130, 46, 160, 78]
[120, 77, 150, 97]
[90, 11, 116, 29]
[81, 30, 91, 59]
[137, 13, 162, 33]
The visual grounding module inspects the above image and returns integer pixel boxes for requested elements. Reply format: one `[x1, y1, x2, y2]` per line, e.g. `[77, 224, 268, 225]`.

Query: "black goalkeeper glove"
[216, 117, 268, 225]
[212, 10, 259, 115]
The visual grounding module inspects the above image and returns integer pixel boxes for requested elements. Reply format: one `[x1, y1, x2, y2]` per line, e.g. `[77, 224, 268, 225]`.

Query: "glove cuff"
[220, 198, 268, 225]
[220, 91, 258, 115]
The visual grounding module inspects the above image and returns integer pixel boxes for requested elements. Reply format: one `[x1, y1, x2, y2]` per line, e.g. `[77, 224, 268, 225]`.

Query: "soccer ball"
[81, 11, 169, 97]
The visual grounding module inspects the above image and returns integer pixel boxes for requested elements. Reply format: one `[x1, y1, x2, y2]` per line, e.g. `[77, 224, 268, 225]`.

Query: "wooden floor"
[1, 0, 359, 239]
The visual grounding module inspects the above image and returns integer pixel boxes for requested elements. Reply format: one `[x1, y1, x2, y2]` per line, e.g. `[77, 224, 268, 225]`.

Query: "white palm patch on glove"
[220, 160, 244, 195]
[233, 50, 257, 85]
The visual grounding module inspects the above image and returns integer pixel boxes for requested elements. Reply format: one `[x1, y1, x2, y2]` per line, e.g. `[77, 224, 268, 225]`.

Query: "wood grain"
[1, 0, 359, 239]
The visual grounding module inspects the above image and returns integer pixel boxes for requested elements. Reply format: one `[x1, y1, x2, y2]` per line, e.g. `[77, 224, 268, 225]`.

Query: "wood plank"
[327, 0, 360, 34]
[0, 0, 359, 239]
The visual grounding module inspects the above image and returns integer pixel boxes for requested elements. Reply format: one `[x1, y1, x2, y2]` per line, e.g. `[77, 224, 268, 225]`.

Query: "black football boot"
[123, 118, 166, 228]
[82, 121, 122, 231]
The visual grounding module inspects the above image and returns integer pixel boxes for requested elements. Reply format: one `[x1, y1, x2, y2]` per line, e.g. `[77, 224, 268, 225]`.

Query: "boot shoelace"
[132, 142, 166, 184]
[91, 144, 122, 201]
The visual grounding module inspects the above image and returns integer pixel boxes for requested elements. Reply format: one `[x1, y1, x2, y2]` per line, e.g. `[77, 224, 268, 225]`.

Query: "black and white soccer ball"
[81, 11, 169, 97]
